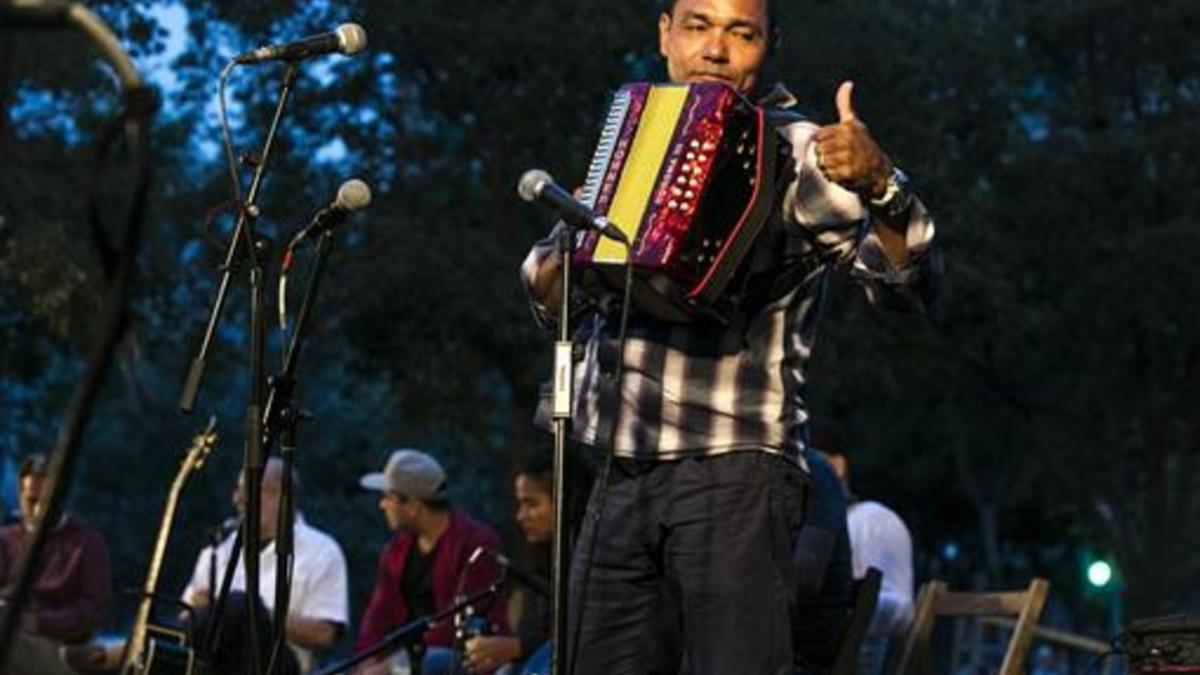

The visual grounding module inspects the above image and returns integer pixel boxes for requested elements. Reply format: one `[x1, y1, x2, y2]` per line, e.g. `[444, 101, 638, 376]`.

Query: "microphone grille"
[336, 179, 372, 211]
[335, 23, 368, 55]
[518, 169, 552, 203]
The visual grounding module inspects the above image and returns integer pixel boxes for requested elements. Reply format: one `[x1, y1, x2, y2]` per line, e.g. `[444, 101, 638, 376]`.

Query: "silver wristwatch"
[868, 167, 913, 220]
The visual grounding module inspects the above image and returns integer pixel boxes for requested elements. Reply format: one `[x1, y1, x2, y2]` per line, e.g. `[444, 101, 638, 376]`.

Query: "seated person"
[355, 449, 509, 675]
[0, 454, 111, 675]
[824, 443, 914, 675]
[462, 457, 559, 674]
[183, 458, 349, 672]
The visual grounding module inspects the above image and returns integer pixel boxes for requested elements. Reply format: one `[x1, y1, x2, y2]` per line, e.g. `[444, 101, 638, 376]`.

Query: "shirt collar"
[757, 82, 798, 109]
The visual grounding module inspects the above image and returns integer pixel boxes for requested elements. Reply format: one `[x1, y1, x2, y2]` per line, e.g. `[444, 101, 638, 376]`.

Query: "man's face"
[659, 0, 770, 93]
[18, 475, 44, 529]
[825, 452, 849, 483]
[379, 492, 415, 533]
[232, 472, 281, 540]
[514, 474, 554, 544]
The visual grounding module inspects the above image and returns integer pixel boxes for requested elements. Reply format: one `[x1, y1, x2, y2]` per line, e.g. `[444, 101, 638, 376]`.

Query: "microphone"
[517, 169, 629, 244]
[471, 547, 551, 599]
[234, 23, 367, 65]
[290, 179, 372, 246]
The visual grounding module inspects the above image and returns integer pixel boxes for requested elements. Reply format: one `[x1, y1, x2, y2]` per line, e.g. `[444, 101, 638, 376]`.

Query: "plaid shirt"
[520, 94, 939, 466]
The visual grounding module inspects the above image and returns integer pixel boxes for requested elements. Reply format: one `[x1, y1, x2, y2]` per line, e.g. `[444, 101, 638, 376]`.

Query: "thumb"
[835, 80, 857, 123]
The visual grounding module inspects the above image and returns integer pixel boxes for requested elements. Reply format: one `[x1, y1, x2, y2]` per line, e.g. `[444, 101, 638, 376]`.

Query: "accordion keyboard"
[580, 88, 631, 210]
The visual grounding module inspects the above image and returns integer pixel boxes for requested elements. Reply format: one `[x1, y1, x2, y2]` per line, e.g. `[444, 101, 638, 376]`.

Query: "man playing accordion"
[520, 0, 940, 673]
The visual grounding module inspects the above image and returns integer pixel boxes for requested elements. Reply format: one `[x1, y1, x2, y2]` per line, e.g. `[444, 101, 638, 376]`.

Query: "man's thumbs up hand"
[835, 80, 858, 123]
[814, 80, 892, 199]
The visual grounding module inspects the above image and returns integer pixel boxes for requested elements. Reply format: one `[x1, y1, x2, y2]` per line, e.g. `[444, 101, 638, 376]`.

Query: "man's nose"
[701, 31, 730, 62]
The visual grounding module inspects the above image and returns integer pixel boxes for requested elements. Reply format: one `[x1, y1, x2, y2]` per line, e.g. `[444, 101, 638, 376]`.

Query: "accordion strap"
[724, 108, 830, 315]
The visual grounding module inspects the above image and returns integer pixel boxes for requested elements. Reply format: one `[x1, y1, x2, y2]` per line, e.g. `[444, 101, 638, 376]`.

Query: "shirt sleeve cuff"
[851, 198, 941, 310]
[519, 225, 562, 329]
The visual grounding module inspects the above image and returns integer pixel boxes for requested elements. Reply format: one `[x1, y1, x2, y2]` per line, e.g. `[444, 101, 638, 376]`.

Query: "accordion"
[572, 82, 788, 324]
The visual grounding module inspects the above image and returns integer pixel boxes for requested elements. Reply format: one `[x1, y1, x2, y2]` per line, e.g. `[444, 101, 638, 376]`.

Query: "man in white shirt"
[825, 447, 914, 675]
[183, 458, 350, 672]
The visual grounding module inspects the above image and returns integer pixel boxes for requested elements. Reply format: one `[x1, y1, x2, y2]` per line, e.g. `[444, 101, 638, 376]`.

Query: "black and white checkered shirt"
[520, 96, 939, 467]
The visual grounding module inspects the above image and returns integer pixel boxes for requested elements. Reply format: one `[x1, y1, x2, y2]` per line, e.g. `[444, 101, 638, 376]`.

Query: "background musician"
[0, 454, 111, 675]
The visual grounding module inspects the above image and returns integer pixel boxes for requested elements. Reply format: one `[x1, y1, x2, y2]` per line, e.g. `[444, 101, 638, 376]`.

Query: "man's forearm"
[871, 212, 911, 267]
[286, 614, 342, 650]
[531, 249, 563, 309]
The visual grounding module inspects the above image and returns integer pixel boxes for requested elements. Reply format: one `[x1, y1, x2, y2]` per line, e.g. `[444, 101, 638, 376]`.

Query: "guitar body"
[141, 631, 207, 675]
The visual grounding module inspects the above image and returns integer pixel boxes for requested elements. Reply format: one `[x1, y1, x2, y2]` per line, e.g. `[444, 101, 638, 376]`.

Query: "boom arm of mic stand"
[67, 4, 142, 88]
[0, 10, 152, 666]
[178, 61, 300, 414]
[312, 579, 504, 675]
[0, 289, 131, 667]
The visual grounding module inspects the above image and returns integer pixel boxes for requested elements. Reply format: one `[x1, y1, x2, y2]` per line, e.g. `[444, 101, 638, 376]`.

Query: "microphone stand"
[312, 581, 504, 675]
[550, 223, 575, 675]
[265, 229, 342, 672]
[189, 61, 303, 675]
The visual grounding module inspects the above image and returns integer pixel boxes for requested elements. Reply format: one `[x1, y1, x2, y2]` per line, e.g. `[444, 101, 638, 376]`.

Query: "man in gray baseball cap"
[354, 448, 509, 675]
[359, 448, 449, 504]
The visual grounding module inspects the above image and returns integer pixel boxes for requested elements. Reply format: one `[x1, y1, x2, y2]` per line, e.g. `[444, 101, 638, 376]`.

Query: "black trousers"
[567, 451, 808, 675]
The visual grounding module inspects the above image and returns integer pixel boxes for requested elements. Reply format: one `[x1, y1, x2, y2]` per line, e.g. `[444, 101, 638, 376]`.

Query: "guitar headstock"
[181, 416, 219, 475]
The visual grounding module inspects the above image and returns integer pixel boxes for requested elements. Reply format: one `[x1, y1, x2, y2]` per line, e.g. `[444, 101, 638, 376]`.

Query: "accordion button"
[684, 191, 695, 199]
[698, 154, 707, 163]
[686, 152, 696, 160]
[669, 200, 679, 210]
[690, 140, 701, 149]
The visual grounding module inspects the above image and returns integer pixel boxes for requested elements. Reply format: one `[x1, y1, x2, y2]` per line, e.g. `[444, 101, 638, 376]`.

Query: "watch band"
[868, 167, 913, 220]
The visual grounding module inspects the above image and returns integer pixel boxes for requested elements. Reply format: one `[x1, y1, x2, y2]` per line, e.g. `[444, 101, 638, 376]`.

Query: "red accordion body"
[572, 82, 783, 324]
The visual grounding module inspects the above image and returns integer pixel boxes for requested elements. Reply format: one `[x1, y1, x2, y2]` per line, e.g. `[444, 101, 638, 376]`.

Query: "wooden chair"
[831, 567, 884, 675]
[888, 577, 1050, 675]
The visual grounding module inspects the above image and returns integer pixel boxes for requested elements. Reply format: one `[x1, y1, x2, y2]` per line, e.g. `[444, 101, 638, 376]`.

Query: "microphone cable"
[566, 237, 634, 675]
[217, 60, 249, 236]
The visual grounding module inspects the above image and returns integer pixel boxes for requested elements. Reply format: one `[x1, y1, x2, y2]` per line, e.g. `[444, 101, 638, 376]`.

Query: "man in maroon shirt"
[0, 454, 111, 675]
[354, 449, 507, 675]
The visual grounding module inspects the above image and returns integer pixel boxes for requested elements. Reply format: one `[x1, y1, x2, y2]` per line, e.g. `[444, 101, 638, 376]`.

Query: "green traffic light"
[1087, 560, 1113, 588]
